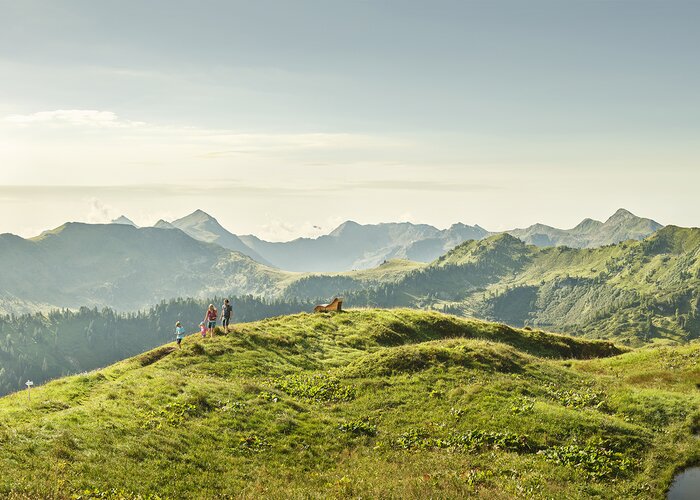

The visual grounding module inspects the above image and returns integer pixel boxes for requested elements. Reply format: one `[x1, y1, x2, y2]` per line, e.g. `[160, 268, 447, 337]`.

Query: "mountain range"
[138, 208, 662, 272]
[507, 208, 663, 248]
[0, 223, 286, 313]
[0, 213, 697, 346]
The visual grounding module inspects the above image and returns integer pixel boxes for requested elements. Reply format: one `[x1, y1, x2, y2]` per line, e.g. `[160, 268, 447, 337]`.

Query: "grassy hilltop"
[0, 309, 697, 499]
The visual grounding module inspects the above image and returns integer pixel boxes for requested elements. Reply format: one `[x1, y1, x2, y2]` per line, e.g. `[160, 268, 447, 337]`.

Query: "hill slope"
[0, 310, 696, 499]
[0, 296, 318, 397]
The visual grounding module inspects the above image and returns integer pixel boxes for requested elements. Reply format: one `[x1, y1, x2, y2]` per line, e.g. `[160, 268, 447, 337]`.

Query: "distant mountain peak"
[606, 208, 636, 224]
[111, 215, 137, 226]
[171, 210, 226, 232]
[572, 218, 603, 233]
[329, 220, 362, 237]
[614, 208, 633, 216]
[169, 210, 272, 265]
[154, 219, 175, 229]
[179, 209, 216, 223]
[604, 208, 662, 229]
[492, 232, 525, 244]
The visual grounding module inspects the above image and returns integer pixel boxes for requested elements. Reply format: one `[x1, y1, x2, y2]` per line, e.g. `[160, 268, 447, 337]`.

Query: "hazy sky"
[1, 0, 698, 240]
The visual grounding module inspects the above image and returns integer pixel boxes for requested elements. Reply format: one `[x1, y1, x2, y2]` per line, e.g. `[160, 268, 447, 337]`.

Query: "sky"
[1, 0, 698, 240]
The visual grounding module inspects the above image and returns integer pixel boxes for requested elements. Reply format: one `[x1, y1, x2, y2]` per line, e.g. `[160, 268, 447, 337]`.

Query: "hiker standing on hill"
[221, 298, 233, 332]
[174, 321, 185, 349]
[204, 304, 217, 338]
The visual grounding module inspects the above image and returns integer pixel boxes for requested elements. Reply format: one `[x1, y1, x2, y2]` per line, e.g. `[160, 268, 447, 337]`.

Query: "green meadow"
[0, 309, 697, 499]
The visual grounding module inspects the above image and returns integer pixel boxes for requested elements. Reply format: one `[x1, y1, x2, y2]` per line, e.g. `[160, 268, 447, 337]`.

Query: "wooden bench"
[314, 298, 343, 313]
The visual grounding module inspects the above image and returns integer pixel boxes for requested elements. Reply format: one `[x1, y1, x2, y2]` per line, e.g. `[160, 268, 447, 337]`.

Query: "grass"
[0, 309, 697, 499]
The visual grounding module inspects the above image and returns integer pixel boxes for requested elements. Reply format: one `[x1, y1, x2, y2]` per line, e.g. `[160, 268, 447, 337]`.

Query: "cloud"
[0, 177, 499, 204]
[342, 179, 500, 193]
[86, 198, 117, 223]
[4, 109, 144, 128]
[2, 109, 399, 162]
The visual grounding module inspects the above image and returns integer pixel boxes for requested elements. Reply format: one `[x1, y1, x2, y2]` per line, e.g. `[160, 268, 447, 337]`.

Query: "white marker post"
[25, 380, 34, 401]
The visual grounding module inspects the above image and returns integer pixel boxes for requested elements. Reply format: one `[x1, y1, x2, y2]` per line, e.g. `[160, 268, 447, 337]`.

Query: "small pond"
[667, 467, 700, 500]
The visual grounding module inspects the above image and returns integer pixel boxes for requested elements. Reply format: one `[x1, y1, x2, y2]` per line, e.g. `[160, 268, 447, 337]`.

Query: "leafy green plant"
[257, 391, 280, 403]
[140, 402, 201, 429]
[393, 428, 430, 449]
[538, 444, 635, 479]
[237, 434, 271, 453]
[545, 383, 607, 410]
[392, 429, 532, 453]
[510, 397, 535, 414]
[274, 374, 356, 403]
[215, 400, 246, 412]
[74, 487, 164, 499]
[449, 407, 466, 419]
[338, 417, 377, 436]
[463, 468, 494, 488]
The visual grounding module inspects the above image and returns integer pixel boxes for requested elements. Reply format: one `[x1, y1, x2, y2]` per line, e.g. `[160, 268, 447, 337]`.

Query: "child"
[175, 321, 185, 349]
[204, 304, 218, 338]
[199, 321, 207, 338]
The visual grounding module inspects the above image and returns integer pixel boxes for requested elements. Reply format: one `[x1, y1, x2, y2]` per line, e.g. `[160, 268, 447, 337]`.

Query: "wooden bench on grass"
[314, 298, 343, 313]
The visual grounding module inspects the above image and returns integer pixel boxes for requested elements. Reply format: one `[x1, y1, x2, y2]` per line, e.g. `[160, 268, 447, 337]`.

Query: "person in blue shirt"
[175, 321, 186, 349]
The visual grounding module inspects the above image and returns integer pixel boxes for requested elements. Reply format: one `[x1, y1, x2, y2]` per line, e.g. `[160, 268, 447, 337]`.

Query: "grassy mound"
[0, 309, 697, 499]
[340, 339, 530, 377]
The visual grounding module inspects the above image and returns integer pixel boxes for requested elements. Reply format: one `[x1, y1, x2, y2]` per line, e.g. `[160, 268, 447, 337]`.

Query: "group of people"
[174, 298, 234, 349]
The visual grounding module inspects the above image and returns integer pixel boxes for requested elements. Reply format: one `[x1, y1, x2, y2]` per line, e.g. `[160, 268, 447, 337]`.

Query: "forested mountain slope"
[289, 227, 700, 345]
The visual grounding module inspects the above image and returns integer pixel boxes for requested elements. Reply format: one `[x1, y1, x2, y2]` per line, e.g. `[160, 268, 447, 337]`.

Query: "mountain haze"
[213, 209, 662, 271]
[240, 221, 483, 272]
[0, 223, 285, 312]
[63, 209, 664, 274]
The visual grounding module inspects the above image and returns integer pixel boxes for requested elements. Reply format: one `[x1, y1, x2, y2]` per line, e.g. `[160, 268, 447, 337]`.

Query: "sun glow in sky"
[1, 0, 698, 239]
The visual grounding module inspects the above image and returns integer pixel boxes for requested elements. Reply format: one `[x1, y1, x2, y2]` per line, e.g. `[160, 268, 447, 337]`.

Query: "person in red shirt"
[204, 304, 218, 338]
